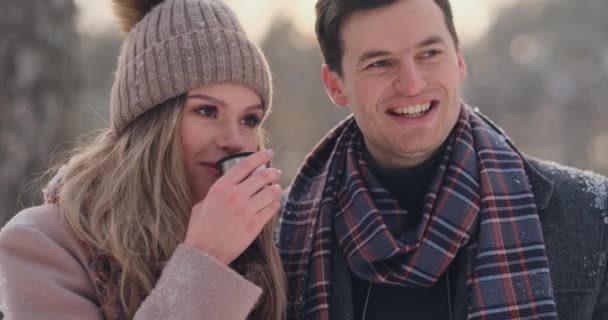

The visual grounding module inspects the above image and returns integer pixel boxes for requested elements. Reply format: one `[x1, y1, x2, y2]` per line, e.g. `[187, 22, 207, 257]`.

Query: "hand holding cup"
[184, 149, 282, 265]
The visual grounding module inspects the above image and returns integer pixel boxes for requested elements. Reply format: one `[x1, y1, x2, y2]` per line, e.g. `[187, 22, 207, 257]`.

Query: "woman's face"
[180, 83, 264, 202]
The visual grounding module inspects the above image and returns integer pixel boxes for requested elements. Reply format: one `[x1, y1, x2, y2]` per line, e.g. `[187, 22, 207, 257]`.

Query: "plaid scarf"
[279, 105, 557, 320]
[85, 245, 131, 319]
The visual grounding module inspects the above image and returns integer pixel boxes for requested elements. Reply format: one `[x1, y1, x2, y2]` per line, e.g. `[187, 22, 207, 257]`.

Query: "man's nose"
[394, 61, 426, 96]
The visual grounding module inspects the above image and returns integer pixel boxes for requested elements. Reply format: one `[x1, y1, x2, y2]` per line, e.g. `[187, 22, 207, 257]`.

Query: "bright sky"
[75, 0, 520, 46]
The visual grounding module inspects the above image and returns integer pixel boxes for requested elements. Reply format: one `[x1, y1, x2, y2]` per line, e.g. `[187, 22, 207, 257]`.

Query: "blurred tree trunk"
[0, 0, 80, 228]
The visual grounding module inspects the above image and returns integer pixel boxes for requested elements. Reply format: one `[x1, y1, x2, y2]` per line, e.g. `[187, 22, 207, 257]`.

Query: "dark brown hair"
[315, 0, 459, 76]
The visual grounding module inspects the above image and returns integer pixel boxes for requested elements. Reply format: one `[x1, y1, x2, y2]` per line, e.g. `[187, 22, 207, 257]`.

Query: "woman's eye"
[196, 106, 217, 118]
[241, 115, 261, 128]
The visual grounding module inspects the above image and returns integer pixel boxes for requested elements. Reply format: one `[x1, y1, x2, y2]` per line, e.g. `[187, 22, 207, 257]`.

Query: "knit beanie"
[110, 0, 272, 135]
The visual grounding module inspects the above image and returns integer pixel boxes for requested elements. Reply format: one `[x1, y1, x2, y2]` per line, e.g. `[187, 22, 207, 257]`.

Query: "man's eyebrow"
[356, 36, 447, 65]
[416, 35, 446, 48]
[357, 50, 391, 65]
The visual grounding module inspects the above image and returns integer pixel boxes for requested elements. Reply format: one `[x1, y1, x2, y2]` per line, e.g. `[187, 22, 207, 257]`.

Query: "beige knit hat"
[110, 0, 272, 135]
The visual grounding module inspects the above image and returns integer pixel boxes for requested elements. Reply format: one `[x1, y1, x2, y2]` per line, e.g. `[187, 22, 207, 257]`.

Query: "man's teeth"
[390, 103, 431, 116]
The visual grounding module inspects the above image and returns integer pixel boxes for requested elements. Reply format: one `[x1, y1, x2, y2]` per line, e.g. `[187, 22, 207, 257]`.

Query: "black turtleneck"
[351, 144, 455, 320]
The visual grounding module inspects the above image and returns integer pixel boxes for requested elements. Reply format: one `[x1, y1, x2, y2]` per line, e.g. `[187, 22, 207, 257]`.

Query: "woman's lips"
[200, 162, 220, 177]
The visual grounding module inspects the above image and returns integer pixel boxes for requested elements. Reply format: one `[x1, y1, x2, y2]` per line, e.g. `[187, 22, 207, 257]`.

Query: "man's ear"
[321, 64, 349, 107]
[456, 47, 468, 82]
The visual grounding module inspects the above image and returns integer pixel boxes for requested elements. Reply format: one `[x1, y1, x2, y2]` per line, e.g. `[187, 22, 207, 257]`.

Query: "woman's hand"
[184, 149, 282, 265]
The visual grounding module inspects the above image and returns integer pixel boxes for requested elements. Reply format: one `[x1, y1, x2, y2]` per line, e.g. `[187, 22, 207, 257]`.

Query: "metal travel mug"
[217, 152, 270, 176]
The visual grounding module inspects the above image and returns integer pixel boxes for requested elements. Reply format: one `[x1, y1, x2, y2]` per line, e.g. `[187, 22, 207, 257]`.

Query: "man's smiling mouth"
[387, 101, 438, 118]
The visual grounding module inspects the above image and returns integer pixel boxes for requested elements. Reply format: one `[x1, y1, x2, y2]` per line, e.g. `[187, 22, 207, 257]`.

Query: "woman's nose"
[215, 123, 246, 153]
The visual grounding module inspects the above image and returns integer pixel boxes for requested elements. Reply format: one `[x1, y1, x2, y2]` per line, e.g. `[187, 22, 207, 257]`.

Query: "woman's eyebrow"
[187, 94, 226, 107]
[188, 94, 263, 112]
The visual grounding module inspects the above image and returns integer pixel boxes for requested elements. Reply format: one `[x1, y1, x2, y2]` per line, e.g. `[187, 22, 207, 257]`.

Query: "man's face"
[322, 0, 467, 169]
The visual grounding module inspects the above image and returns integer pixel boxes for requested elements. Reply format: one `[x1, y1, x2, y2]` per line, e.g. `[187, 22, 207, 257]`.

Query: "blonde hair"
[55, 95, 286, 319]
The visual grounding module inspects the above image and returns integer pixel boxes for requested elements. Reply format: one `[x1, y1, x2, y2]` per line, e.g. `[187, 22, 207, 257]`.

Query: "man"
[278, 0, 608, 319]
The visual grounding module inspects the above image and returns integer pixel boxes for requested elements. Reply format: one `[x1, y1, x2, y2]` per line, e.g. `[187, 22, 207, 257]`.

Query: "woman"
[0, 0, 285, 319]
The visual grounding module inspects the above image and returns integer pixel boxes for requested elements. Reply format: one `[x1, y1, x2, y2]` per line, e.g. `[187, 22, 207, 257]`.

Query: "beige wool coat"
[0, 204, 262, 319]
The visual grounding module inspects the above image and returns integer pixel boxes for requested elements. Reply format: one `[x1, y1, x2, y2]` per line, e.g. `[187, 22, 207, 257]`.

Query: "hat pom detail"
[112, 0, 166, 32]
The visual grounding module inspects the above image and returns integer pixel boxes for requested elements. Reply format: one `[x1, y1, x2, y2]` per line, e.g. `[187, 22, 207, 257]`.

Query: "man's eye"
[367, 60, 390, 69]
[241, 115, 261, 128]
[420, 49, 441, 59]
[197, 106, 217, 118]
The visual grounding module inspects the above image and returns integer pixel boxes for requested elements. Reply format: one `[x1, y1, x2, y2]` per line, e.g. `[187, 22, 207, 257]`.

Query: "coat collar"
[523, 157, 555, 211]
[471, 107, 555, 211]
